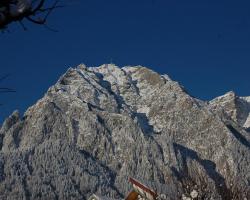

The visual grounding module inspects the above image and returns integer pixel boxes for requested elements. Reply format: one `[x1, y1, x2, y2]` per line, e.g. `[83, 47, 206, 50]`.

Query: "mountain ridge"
[0, 64, 249, 199]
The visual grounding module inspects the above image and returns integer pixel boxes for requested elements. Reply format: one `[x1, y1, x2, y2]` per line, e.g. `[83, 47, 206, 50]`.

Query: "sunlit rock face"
[0, 64, 249, 200]
[209, 91, 250, 131]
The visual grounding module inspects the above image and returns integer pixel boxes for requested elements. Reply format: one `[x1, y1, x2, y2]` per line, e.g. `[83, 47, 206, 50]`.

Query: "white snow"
[241, 96, 250, 129]
[90, 64, 127, 86]
[210, 92, 250, 129]
[137, 106, 150, 115]
[243, 114, 250, 128]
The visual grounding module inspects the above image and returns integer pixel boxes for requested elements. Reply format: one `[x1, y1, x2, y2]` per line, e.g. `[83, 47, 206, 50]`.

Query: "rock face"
[209, 91, 250, 131]
[0, 64, 249, 200]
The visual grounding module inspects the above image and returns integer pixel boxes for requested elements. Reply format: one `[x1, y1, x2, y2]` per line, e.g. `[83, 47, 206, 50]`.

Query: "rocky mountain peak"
[209, 91, 250, 131]
[0, 64, 249, 200]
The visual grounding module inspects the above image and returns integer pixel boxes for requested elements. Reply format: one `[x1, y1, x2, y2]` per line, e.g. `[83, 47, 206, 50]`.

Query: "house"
[88, 177, 169, 200]
[126, 178, 157, 200]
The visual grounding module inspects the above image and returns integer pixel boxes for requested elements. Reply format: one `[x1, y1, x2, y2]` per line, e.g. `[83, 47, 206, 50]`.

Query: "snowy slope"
[0, 64, 249, 200]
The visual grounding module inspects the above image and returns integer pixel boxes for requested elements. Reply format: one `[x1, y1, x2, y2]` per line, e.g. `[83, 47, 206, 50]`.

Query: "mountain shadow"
[227, 125, 250, 150]
[171, 143, 231, 199]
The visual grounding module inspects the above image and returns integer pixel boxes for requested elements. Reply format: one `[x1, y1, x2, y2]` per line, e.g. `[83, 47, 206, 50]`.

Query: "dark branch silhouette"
[0, 0, 63, 30]
[0, 74, 15, 106]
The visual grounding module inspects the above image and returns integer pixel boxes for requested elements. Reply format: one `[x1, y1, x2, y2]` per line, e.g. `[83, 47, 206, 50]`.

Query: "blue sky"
[0, 0, 250, 123]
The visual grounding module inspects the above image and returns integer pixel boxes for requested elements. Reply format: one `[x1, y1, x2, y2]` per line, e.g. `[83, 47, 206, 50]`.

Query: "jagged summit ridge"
[0, 64, 249, 200]
[209, 91, 250, 130]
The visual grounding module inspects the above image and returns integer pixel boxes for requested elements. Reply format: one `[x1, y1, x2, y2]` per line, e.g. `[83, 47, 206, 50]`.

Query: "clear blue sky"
[0, 0, 250, 123]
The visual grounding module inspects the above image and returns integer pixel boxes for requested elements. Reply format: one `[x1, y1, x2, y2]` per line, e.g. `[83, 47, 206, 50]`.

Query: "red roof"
[129, 177, 157, 199]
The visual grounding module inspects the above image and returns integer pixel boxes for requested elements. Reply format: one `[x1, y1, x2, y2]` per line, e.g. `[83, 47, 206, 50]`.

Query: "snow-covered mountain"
[0, 64, 249, 199]
[209, 91, 250, 131]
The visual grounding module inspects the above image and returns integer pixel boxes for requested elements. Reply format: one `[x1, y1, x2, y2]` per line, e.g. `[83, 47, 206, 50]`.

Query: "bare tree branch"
[0, 87, 16, 93]
[0, 74, 15, 106]
[0, 74, 11, 82]
[0, 0, 63, 30]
